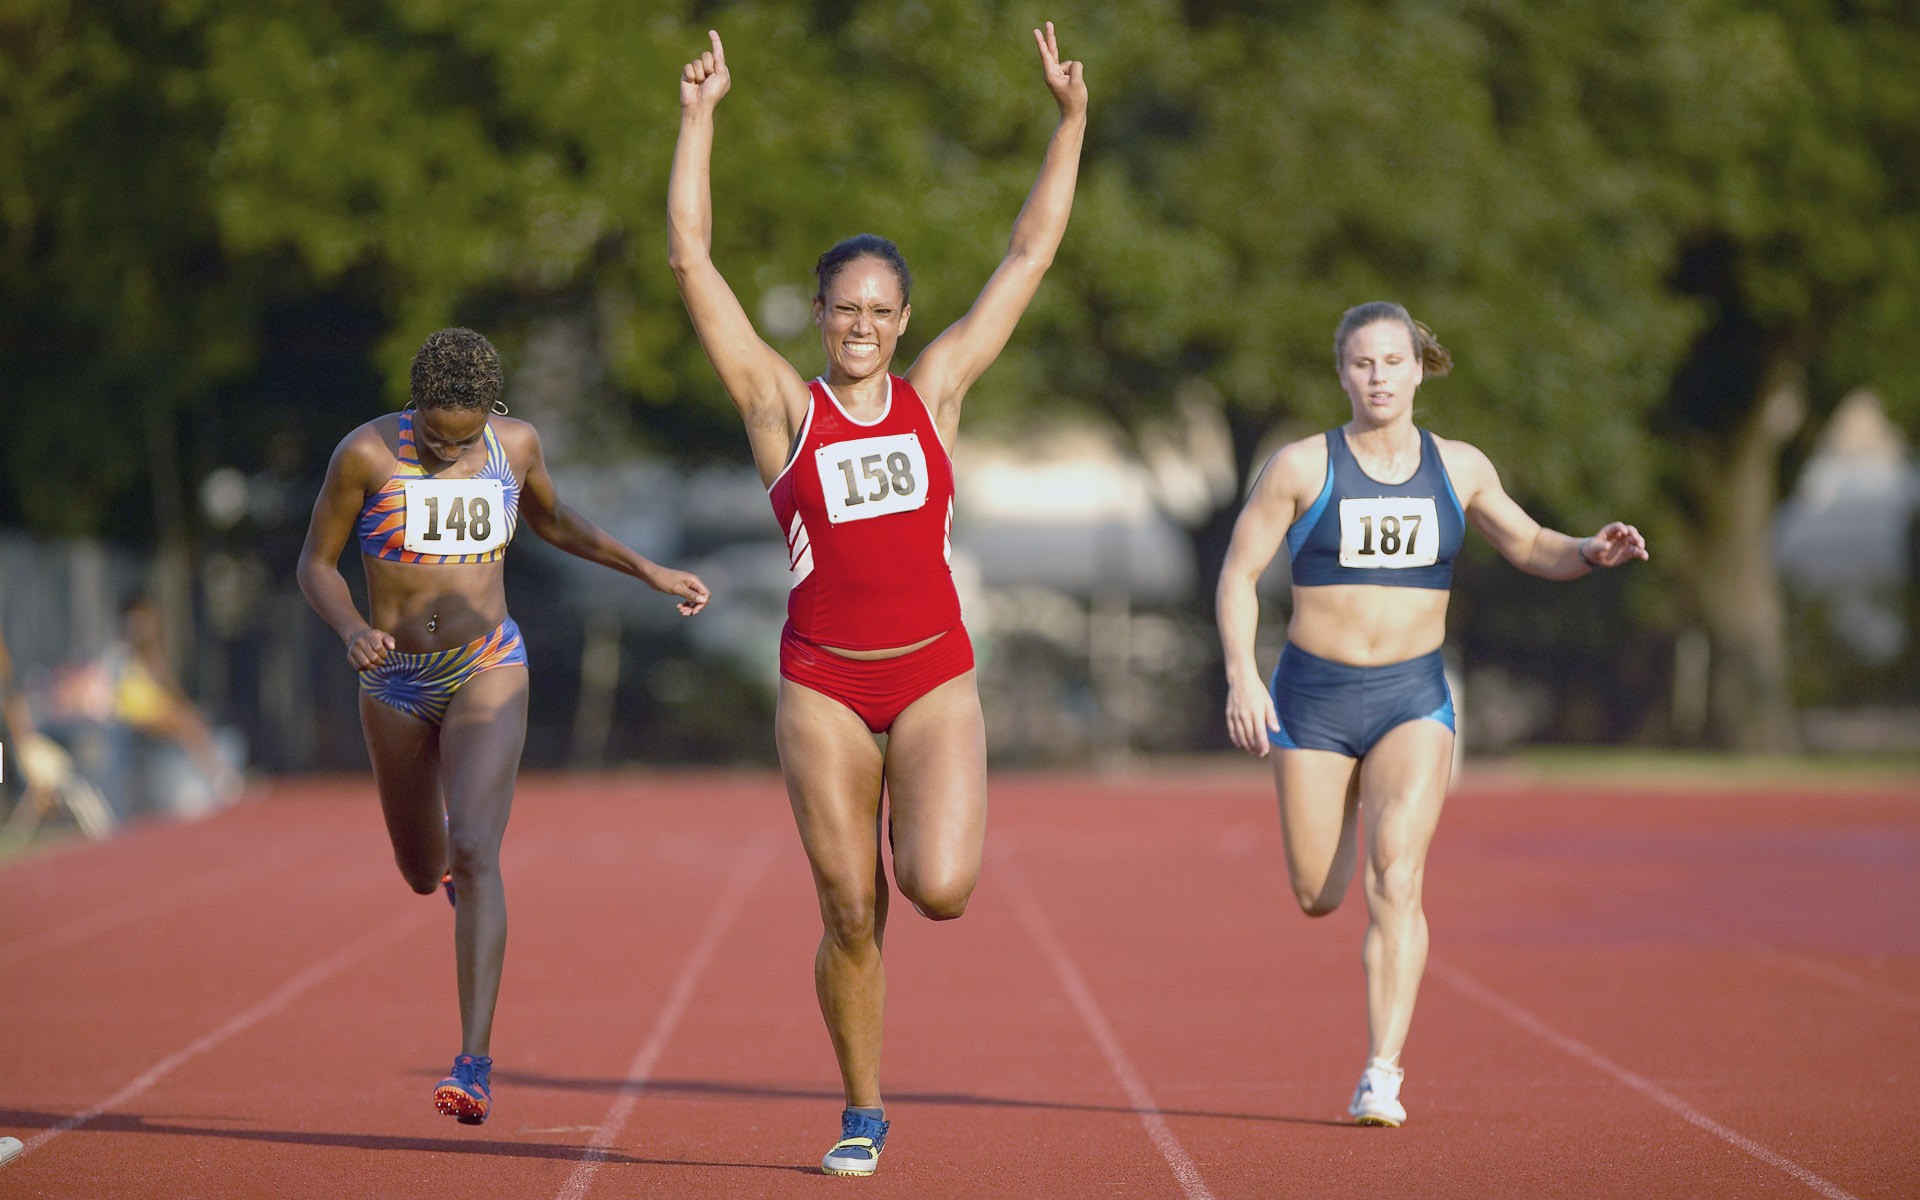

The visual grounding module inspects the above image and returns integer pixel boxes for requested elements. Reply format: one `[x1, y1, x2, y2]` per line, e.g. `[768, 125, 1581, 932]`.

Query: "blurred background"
[2, 0, 1917, 830]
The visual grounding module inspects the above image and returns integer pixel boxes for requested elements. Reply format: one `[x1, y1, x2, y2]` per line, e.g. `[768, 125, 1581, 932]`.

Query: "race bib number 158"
[816, 433, 929, 524]
[1337, 496, 1439, 569]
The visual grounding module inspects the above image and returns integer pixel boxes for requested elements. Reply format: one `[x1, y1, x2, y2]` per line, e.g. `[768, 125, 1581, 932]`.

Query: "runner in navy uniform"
[1216, 302, 1648, 1127]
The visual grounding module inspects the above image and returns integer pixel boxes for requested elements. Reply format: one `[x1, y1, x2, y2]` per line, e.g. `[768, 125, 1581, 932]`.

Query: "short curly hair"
[410, 328, 503, 411]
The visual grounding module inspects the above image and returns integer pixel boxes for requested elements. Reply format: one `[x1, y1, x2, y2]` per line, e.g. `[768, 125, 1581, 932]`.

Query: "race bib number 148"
[402, 478, 509, 555]
[1337, 496, 1439, 569]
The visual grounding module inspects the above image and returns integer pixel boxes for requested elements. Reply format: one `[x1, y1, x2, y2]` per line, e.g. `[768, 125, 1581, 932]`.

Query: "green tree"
[8, 0, 1912, 754]
[0, 1, 251, 544]
[1606, 0, 1920, 750]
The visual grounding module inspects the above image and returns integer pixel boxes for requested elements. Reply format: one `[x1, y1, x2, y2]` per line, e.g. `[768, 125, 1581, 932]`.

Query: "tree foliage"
[3, 0, 1915, 746]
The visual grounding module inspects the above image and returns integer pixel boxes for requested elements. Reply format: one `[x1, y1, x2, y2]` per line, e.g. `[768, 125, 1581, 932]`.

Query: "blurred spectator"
[1, 623, 114, 841]
[32, 593, 244, 822]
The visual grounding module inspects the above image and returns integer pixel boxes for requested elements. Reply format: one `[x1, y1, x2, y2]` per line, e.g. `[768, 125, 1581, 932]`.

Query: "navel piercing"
[426, 614, 439, 633]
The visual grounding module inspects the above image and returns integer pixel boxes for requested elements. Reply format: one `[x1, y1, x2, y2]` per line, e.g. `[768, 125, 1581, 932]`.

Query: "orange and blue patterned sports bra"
[356, 409, 521, 564]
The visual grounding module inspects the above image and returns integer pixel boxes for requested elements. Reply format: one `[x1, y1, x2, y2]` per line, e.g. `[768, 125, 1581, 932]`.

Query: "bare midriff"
[1287, 584, 1450, 667]
[362, 556, 509, 652]
[819, 630, 948, 661]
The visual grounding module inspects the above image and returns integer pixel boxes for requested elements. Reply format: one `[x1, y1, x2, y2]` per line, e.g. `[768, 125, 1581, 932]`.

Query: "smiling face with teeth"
[1338, 319, 1424, 427]
[813, 256, 912, 386]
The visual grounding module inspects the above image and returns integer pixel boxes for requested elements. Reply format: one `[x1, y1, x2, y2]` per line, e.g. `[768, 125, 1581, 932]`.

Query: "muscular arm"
[1445, 440, 1649, 579]
[907, 22, 1087, 441]
[667, 30, 808, 485]
[295, 428, 394, 669]
[510, 425, 710, 614]
[1216, 441, 1316, 756]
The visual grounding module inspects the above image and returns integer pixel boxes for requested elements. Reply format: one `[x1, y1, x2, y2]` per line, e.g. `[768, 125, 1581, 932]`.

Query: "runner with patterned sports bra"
[669, 22, 1085, 1176]
[1216, 302, 1648, 1128]
[297, 327, 710, 1127]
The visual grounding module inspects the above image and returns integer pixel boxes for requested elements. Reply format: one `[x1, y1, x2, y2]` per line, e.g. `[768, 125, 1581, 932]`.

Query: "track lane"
[0, 770, 1913, 1198]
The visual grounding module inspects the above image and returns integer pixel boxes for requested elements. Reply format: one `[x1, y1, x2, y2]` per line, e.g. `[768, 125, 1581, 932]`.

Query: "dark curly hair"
[814, 234, 912, 305]
[410, 328, 504, 411]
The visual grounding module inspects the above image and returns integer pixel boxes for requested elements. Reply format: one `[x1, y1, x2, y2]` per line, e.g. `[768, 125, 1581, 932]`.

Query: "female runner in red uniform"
[1216, 303, 1648, 1127]
[297, 327, 709, 1125]
[669, 23, 1085, 1176]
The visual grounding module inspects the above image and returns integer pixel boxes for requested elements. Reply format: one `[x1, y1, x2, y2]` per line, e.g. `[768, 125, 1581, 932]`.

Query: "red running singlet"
[768, 375, 960, 650]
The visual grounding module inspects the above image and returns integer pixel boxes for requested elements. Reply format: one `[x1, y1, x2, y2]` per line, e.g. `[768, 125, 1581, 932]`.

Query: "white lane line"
[554, 839, 775, 1200]
[1429, 959, 1861, 1200]
[0, 845, 331, 969]
[1002, 856, 1215, 1200]
[12, 899, 439, 1164]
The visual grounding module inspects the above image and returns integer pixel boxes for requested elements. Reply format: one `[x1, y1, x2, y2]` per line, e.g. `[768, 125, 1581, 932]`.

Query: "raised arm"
[1443, 440, 1650, 580]
[907, 21, 1087, 440]
[667, 29, 808, 485]
[508, 423, 710, 615]
[296, 429, 394, 671]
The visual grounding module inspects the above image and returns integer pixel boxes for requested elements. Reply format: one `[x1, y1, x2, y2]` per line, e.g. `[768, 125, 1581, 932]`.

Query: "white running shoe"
[820, 1109, 888, 1176]
[1348, 1060, 1407, 1126]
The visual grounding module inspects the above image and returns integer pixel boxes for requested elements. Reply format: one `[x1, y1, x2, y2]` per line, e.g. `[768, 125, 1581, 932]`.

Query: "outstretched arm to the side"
[908, 21, 1088, 440]
[668, 29, 808, 484]
[1446, 440, 1649, 580]
[512, 424, 709, 614]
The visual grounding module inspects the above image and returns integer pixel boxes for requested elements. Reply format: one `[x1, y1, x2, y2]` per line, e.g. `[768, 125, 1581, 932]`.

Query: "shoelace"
[1361, 1066, 1402, 1096]
[454, 1056, 491, 1089]
[840, 1112, 887, 1142]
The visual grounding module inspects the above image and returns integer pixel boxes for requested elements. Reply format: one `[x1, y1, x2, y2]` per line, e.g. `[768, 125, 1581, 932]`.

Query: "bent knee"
[1295, 891, 1342, 918]
[909, 890, 971, 921]
[897, 872, 975, 921]
[396, 856, 443, 895]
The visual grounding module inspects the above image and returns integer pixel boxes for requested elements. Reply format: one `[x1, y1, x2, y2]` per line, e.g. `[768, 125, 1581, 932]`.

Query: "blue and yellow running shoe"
[434, 1054, 492, 1124]
[820, 1108, 888, 1176]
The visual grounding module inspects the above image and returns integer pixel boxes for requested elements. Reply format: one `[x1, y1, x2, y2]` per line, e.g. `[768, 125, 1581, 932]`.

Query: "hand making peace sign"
[1033, 20, 1088, 118]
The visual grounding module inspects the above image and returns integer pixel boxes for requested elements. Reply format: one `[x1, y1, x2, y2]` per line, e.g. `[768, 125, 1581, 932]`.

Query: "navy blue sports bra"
[1286, 428, 1465, 590]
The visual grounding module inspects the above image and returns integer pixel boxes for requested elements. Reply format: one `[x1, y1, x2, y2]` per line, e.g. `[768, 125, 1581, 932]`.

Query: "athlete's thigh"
[1355, 719, 1453, 868]
[776, 679, 887, 890]
[1272, 747, 1362, 893]
[360, 689, 444, 849]
[438, 664, 529, 844]
[881, 670, 988, 883]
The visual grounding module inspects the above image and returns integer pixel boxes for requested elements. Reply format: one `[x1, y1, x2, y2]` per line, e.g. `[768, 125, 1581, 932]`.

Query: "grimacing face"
[814, 256, 911, 383]
[1339, 320, 1423, 425]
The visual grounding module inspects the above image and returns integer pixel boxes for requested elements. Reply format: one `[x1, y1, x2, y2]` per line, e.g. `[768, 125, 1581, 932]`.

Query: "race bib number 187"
[816, 433, 929, 524]
[1337, 496, 1439, 569]
[402, 478, 509, 555]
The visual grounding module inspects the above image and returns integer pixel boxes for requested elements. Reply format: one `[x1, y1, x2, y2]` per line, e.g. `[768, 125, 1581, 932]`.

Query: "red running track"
[1, 767, 1916, 1199]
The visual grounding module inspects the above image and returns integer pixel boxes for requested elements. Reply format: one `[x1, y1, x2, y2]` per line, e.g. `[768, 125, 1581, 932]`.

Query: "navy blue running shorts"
[1267, 642, 1454, 757]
